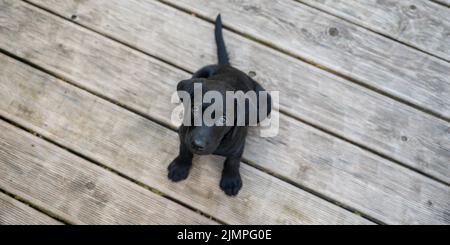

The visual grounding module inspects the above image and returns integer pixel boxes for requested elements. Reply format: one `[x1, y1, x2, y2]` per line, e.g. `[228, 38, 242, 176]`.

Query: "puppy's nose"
[191, 138, 207, 151]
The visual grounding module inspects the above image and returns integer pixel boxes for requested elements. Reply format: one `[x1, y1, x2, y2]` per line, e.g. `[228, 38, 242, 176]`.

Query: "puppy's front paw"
[168, 158, 191, 182]
[220, 173, 242, 196]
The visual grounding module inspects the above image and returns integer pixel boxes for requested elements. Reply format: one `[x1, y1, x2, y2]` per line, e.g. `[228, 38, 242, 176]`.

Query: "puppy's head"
[177, 78, 271, 155]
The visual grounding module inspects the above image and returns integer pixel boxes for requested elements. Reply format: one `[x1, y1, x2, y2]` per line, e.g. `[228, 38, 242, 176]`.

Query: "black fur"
[168, 15, 271, 196]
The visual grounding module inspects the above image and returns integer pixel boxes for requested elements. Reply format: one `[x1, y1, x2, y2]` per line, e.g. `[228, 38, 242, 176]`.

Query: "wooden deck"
[0, 0, 449, 225]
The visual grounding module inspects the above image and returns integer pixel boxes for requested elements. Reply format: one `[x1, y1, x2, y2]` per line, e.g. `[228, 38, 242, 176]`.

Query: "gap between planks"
[0, 186, 68, 224]
[431, 0, 450, 8]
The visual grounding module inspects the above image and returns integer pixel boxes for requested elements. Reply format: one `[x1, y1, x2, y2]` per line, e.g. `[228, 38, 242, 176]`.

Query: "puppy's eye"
[216, 116, 227, 126]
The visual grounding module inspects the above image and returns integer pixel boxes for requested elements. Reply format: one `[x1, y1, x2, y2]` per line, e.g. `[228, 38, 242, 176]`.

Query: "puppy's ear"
[177, 79, 205, 96]
[252, 80, 272, 124]
[177, 79, 201, 104]
[177, 79, 194, 95]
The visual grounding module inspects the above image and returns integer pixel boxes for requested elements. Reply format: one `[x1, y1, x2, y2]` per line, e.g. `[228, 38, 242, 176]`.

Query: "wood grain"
[8, 0, 450, 183]
[0, 54, 370, 225]
[0, 1, 448, 224]
[299, 0, 450, 61]
[0, 123, 216, 225]
[0, 192, 62, 225]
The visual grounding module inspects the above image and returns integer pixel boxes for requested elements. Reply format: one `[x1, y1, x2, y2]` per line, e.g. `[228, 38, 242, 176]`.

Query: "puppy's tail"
[215, 14, 229, 65]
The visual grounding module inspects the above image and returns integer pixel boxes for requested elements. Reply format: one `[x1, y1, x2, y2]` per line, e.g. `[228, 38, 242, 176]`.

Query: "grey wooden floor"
[0, 0, 449, 225]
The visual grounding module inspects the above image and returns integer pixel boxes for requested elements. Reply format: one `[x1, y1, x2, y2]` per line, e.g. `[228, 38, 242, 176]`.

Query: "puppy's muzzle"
[191, 138, 207, 151]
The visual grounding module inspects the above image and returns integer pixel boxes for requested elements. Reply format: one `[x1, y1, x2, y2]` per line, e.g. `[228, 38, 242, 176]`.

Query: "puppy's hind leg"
[220, 155, 243, 196]
[168, 143, 193, 182]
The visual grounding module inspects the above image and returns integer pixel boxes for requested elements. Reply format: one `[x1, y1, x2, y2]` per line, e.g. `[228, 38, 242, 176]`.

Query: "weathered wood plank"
[0, 55, 370, 225]
[13, 0, 450, 184]
[299, 0, 450, 61]
[158, 0, 450, 121]
[0, 1, 448, 224]
[0, 192, 62, 225]
[0, 124, 216, 225]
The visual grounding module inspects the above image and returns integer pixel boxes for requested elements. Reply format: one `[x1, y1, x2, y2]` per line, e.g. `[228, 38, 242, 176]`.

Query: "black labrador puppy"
[168, 15, 271, 196]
